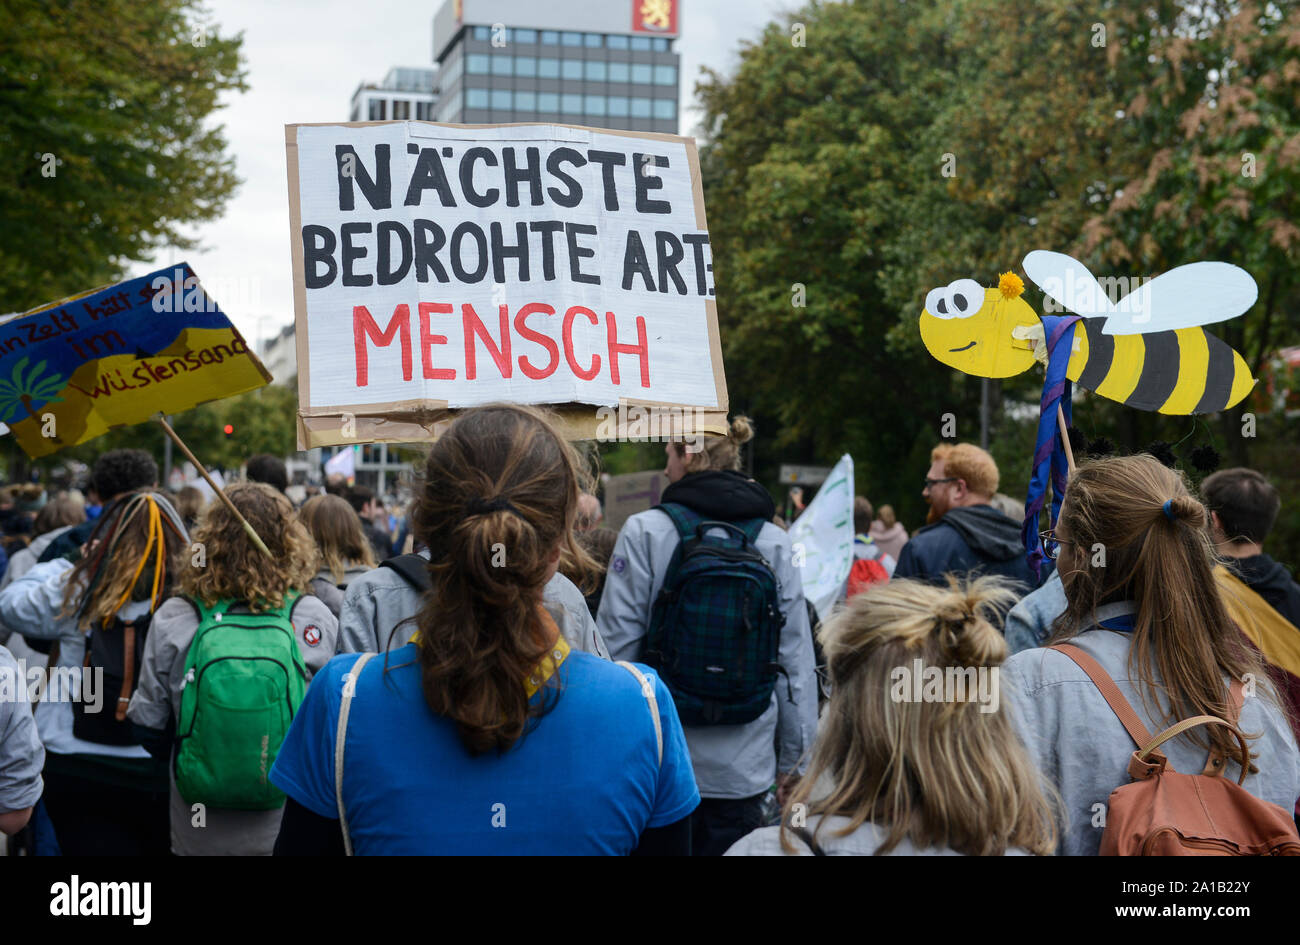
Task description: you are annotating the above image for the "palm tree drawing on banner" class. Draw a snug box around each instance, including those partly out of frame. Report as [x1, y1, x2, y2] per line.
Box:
[0, 357, 66, 442]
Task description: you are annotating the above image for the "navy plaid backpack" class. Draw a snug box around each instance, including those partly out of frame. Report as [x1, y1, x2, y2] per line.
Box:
[644, 503, 786, 726]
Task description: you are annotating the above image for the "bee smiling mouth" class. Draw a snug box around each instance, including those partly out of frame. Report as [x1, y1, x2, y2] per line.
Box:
[949, 341, 977, 352]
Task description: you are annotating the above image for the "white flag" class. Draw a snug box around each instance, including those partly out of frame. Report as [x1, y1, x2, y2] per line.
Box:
[325, 446, 356, 481]
[787, 454, 855, 622]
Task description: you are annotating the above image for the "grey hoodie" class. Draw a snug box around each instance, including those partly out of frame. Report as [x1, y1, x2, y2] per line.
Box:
[336, 552, 608, 658]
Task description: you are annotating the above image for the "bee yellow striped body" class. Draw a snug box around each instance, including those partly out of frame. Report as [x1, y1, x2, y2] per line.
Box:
[1065, 319, 1255, 414]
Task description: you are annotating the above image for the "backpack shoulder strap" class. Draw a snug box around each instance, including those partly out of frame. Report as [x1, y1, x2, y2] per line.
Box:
[615, 661, 662, 767]
[336, 651, 378, 856]
[654, 502, 702, 543]
[379, 554, 431, 593]
[734, 517, 767, 545]
[1050, 643, 1157, 751]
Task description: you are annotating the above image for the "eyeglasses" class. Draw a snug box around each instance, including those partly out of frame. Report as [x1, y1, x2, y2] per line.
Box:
[1039, 529, 1076, 560]
[924, 477, 958, 490]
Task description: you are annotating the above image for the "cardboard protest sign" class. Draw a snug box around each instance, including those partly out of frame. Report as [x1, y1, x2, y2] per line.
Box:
[285, 121, 729, 449]
[602, 469, 668, 532]
[0, 265, 270, 457]
[786, 454, 854, 622]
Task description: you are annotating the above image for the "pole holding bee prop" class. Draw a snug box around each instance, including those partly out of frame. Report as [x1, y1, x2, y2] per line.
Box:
[918, 253, 1258, 576]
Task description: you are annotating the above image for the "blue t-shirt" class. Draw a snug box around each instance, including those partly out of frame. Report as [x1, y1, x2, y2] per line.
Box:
[271, 644, 700, 854]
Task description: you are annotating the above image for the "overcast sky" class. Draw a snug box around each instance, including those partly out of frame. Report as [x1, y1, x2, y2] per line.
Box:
[130, 0, 796, 348]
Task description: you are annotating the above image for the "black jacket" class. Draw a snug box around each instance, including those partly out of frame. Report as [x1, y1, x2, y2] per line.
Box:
[894, 504, 1040, 597]
[1229, 553, 1300, 629]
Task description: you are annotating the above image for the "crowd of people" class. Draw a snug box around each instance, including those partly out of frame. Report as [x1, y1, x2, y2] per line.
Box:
[1, 407, 1299, 856]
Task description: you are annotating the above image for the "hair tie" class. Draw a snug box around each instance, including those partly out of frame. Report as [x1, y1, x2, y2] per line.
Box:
[465, 495, 522, 518]
[1162, 499, 1176, 522]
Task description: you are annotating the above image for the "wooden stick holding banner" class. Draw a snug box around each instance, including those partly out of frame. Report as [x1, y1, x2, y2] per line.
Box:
[155, 414, 272, 559]
[1057, 402, 1076, 475]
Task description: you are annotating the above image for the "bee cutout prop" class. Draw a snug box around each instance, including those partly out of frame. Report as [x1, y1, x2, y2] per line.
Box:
[918, 252, 1260, 575]
[920, 253, 1258, 414]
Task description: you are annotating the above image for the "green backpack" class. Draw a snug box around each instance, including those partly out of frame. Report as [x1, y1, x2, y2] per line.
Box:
[175, 593, 308, 810]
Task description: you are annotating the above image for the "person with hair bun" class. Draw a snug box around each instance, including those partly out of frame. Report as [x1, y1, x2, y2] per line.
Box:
[271, 405, 699, 855]
[728, 576, 1058, 855]
[598, 415, 818, 856]
[1003, 454, 1300, 855]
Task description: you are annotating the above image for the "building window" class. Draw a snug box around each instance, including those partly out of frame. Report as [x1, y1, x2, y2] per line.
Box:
[538, 91, 559, 112]
[652, 38, 670, 51]
[515, 90, 537, 111]
[393, 100, 410, 119]
[585, 60, 607, 81]
[368, 98, 386, 120]
[561, 31, 582, 46]
[491, 55, 512, 76]
[541, 29, 559, 44]
[584, 94, 606, 116]
[654, 65, 676, 86]
[561, 93, 582, 114]
[472, 26, 491, 41]
[467, 54, 490, 74]
[608, 61, 630, 83]
[490, 89, 512, 110]
[466, 88, 489, 109]
[416, 101, 434, 120]
[561, 59, 583, 80]
[608, 95, 629, 117]
[440, 56, 464, 88]
[630, 36, 652, 51]
[515, 27, 538, 43]
[630, 97, 651, 118]
[653, 98, 676, 119]
[585, 32, 603, 48]
[631, 63, 652, 84]
[538, 57, 560, 78]
[607, 34, 630, 50]
[515, 56, 537, 77]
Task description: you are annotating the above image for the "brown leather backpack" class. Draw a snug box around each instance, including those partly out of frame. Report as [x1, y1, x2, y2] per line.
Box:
[1052, 644, 1300, 856]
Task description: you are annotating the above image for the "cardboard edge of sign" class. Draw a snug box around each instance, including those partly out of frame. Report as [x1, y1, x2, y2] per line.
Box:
[297, 402, 732, 450]
[284, 120, 729, 451]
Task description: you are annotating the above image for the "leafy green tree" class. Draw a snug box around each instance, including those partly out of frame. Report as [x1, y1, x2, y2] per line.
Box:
[0, 0, 247, 311]
[697, 0, 1300, 534]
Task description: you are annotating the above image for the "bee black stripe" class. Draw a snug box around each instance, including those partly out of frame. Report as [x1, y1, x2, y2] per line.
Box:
[1076, 319, 1114, 393]
[1194, 331, 1236, 414]
[1127, 331, 1180, 410]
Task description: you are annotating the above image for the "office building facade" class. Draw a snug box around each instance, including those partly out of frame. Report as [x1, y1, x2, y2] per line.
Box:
[350, 66, 439, 123]
[431, 0, 681, 133]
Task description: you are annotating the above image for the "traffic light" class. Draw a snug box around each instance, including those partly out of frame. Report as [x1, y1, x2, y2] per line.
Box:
[223, 423, 234, 438]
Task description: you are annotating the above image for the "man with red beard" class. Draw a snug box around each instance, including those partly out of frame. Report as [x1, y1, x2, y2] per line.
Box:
[894, 443, 1040, 614]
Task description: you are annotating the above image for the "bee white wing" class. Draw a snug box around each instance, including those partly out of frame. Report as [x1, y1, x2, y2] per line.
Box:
[1102, 262, 1257, 335]
[1022, 251, 1117, 318]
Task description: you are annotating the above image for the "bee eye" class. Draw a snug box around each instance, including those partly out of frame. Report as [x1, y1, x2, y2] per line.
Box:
[925, 286, 951, 318]
[945, 279, 985, 318]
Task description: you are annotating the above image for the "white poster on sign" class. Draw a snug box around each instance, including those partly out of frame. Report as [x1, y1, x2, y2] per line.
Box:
[787, 454, 855, 622]
[285, 121, 729, 448]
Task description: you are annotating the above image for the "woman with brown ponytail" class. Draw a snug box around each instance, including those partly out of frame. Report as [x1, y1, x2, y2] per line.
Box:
[727, 577, 1059, 855]
[270, 405, 699, 854]
[1003, 454, 1300, 855]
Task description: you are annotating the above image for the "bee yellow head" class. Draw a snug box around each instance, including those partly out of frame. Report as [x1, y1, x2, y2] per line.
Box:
[919, 273, 1040, 379]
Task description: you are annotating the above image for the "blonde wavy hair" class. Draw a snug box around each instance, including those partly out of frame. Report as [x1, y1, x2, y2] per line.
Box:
[783, 576, 1059, 856]
[178, 482, 317, 611]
